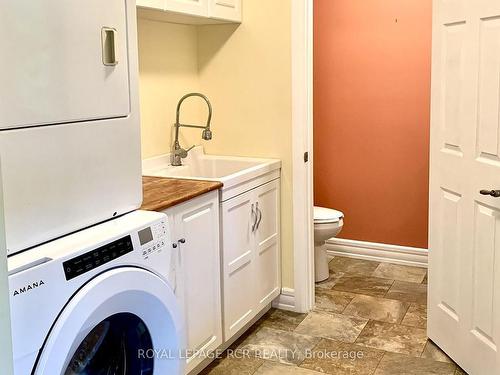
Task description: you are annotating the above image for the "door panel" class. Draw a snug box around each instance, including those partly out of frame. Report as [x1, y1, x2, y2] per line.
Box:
[221, 192, 255, 339]
[477, 17, 500, 163]
[442, 22, 466, 154]
[471, 203, 499, 350]
[438, 188, 462, 317]
[254, 180, 281, 308]
[0, 0, 130, 129]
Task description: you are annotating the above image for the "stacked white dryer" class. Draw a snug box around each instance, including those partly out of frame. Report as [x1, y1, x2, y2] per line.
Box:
[0, 0, 143, 255]
[0, 1, 185, 374]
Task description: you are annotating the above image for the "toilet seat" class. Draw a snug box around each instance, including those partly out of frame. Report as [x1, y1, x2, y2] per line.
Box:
[314, 206, 344, 224]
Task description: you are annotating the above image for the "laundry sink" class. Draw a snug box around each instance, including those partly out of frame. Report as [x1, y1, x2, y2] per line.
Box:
[142, 147, 281, 201]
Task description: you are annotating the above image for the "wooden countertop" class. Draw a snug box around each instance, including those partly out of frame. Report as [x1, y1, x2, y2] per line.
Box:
[141, 176, 222, 212]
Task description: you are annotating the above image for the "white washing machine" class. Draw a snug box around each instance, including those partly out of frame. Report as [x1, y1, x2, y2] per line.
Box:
[8, 210, 185, 375]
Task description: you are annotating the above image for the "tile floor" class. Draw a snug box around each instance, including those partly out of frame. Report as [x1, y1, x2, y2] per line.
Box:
[200, 257, 468, 375]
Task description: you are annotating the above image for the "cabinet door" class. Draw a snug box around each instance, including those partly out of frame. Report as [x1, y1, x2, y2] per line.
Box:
[172, 192, 222, 373]
[209, 0, 241, 22]
[165, 0, 209, 17]
[0, 0, 131, 130]
[221, 190, 256, 340]
[254, 180, 281, 309]
[136, 0, 165, 10]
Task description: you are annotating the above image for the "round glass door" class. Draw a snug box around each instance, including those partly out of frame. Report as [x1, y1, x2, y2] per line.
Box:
[64, 313, 154, 375]
[34, 268, 184, 375]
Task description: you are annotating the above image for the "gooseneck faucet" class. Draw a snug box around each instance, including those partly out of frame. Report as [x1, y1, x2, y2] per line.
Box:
[171, 93, 213, 166]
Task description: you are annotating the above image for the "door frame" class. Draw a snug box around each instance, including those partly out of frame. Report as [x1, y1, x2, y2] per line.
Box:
[291, 0, 315, 313]
[0, 157, 13, 375]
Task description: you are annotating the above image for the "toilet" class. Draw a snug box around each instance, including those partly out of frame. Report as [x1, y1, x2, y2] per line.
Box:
[314, 206, 344, 282]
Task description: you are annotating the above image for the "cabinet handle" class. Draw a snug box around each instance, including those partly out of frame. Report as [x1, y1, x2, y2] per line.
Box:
[255, 203, 263, 230]
[172, 243, 178, 249]
[101, 27, 118, 66]
[480, 189, 500, 198]
[178, 238, 186, 244]
[251, 203, 257, 232]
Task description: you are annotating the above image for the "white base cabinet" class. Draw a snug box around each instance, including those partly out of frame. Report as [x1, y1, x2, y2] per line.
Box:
[137, 0, 241, 24]
[221, 179, 281, 340]
[162, 191, 222, 374]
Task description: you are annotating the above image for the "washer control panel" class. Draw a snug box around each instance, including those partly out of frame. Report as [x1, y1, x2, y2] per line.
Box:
[63, 236, 134, 281]
[139, 219, 168, 259]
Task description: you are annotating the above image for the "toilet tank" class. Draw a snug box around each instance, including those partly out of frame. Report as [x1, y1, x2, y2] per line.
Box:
[0, 0, 142, 254]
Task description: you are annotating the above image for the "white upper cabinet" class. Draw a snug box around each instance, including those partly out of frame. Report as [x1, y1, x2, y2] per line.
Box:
[166, 0, 209, 17]
[136, 0, 165, 9]
[137, 0, 241, 24]
[0, 0, 131, 130]
[209, 0, 241, 22]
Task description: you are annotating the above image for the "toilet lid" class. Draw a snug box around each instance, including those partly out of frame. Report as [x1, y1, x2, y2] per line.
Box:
[314, 206, 344, 224]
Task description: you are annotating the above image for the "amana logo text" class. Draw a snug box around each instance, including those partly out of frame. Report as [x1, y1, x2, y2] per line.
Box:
[13, 280, 45, 296]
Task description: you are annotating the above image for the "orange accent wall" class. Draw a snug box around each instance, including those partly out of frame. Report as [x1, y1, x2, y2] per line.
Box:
[313, 0, 432, 249]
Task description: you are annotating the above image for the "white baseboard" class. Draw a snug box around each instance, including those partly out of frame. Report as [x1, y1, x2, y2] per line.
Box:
[326, 238, 428, 268]
[272, 287, 296, 311]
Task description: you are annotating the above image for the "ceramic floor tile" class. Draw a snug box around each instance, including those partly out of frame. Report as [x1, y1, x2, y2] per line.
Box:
[374, 352, 456, 375]
[238, 327, 321, 365]
[199, 356, 264, 375]
[299, 338, 384, 375]
[355, 320, 427, 356]
[372, 263, 427, 283]
[295, 310, 368, 343]
[333, 276, 394, 297]
[401, 303, 427, 328]
[315, 271, 345, 290]
[257, 308, 308, 332]
[329, 257, 381, 276]
[385, 281, 427, 304]
[343, 294, 410, 324]
[421, 340, 454, 364]
[255, 362, 324, 375]
[314, 289, 355, 313]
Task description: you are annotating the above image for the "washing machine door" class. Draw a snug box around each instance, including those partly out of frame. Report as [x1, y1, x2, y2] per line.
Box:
[33, 267, 185, 375]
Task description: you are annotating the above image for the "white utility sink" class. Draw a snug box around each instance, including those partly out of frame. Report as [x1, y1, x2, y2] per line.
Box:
[142, 147, 281, 201]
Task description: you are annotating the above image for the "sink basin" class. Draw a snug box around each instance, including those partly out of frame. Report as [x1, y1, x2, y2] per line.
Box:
[142, 147, 281, 201]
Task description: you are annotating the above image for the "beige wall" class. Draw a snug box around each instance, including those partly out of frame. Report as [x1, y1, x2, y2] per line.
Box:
[138, 18, 207, 159]
[197, 2, 293, 287]
[138, 0, 294, 288]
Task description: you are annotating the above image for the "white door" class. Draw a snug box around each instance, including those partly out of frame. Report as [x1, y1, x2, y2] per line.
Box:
[221, 190, 256, 339]
[173, 192, 222, 374]
[429, 1, 500, 373]
[0, 0, 130, 129]
[254, 180, 281, 310]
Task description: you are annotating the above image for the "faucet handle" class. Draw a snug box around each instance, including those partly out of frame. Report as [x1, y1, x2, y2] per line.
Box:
[176, 145, 195, 159]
